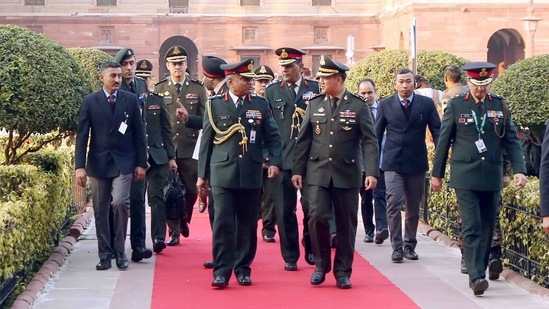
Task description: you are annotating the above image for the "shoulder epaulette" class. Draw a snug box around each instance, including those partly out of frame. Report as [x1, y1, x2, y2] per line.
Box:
[307, 93, 324, 102]
[188, 77, 204, 85]
[350, 93, 366, 101]
[266, 80, 284, 89]
[155, 78, 168, 86]
[209, 93, 224, 99]
[489, 93, 504, 99]
[149, 91, 163, 97]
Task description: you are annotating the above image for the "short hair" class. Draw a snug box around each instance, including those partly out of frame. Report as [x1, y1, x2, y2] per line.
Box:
[414, 74, 430, 88]
[444, 65, 462, 83]
[357, 78, 376, 90]
[100, 61, 121, 73]
[338, 72, 347, 82]
[396, 68, 414, 77]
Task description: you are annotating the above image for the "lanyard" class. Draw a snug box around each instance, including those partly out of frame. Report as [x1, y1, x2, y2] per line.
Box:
[470, 109, 486, 135]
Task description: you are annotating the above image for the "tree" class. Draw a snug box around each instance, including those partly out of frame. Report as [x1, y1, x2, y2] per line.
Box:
[68, 47, 112, 91]
[0, 25, 91, 165]
[346, 50, 467, 99]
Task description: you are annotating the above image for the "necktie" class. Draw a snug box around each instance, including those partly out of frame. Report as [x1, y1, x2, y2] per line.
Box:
[236, 97, 243, 112]
[289, 83, 297, 98]
[108, 94, 115, 110]
[403, 98, 410, 108]
[331, 97, 339, 113]
[371, 107, 377, 120]
[175, 84, 181, 95]
[129, 81, 136, 93]
[477, 101, 484, 114]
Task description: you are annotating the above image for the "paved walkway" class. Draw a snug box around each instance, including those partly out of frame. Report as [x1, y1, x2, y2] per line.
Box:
[22, 208, 549, 309]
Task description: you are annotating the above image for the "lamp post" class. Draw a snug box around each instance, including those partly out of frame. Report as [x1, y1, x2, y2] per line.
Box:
[521, 6, 542, 58]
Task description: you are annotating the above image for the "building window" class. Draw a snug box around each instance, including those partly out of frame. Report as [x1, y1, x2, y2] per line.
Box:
[97, 0, 117, 6]
[169, 0, 189, 13]
[25, 0, 45, 5]
[100, 27, 114, 44]
[314, 27, 329, 44]
[243, 27, 257, 43]
[312, 0, 331, 6]
[312, 55, 332, 76]
[27, 26, 43, 34]
[240, 0, 260, 6]
[240, 55, 260, 67]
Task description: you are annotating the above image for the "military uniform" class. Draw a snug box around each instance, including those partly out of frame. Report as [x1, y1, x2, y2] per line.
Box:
[155, 45, 209, 243]
[293, 56, 379, 288]
[431, 62, 526, 296]
[114, 48, 152, 262]
[198, 59, 283, 287]
[264, 47, 319, 268]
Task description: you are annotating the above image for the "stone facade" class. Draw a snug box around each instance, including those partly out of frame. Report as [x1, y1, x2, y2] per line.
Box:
[1, 0, 548, 81]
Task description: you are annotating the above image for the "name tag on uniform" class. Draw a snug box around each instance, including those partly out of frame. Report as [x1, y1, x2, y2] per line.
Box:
[119, 122, 128, 134]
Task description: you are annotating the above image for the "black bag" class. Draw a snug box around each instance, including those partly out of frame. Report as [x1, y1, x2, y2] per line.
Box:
[163, 171, 186, 220]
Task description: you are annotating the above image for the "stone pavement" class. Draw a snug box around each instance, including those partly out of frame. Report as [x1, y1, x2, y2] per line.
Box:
[12, 207, 549, 309]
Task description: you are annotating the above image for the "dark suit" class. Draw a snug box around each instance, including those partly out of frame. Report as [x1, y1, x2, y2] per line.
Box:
[75, 89, 147, 259]
[264, 78, 319, 265]
[432, 92, 525, 282]
[155, 76, 208, 237]
[293, 90, 379, 278]
[145, 92, 176, 242]
[120, 77, 149, 250]
[198, 92, 282, 281]
[376, 93, 440, 252]
[541, 123, 549, 217]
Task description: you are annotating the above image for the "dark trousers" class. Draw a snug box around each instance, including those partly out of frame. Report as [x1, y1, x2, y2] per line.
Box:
[455, 189, 500, 282]
[167, 158, 198, 237]
[269, 170, 301, 263]
[385, 171, 424, 251]
[360, 178, 375, 235]
[211, 186, 260, 280]
[90, 174, 132, 259]
[147, 161, 169, 242]
[129, 178, 146, 249]
[308, 183, 359, 279]
[260, 169, 277, 238]
[373, 171, 388, 230]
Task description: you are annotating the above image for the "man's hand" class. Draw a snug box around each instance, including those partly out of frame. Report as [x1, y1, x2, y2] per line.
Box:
[503, 175, 511, 188]
[291, 175, 302, 190]
[196, 177, 210, 193]
[513, 173, 527, 189]
[168, 159, 178, 171]
[76, 168, 87, 188]
[542, 217, 549, 234]
[431, 177, 443, 192]
[364, 176, 377, 190]
[267, 166, 280, 179]
[134, 167, 146, 182]
[176, 101, 189, 122]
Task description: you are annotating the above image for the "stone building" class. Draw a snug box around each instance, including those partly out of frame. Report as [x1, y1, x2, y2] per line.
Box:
[1, 0, 547, 82]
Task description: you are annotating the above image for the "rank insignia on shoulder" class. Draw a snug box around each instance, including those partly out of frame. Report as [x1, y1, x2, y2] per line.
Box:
[155, 78, 168, 85]
[189, 77, 204, 85]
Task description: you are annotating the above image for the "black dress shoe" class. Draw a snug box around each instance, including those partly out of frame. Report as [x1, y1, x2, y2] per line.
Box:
[305, 253, 315, 265]
[203, 261, 214, 269]
[153, 240, 167, 253]
[488, 259, 503, 280]
[374, 229, 389, 244]
[237, 275, 252, 286]
[460, 255, 468, 274]
[310, 269, 326, 285]
[263, 235, 275, 243]
[212, 276, 228, 288]
[167, 235, 179, 246]
[115, 252, 129, 270]
[284, 262, 298, 271]
[336, 276, 352, 289]
[391, 249, 403, 263]
[96, 259, 112, 271]
[181, 222, 190, 238]
[363, 233, 374, 243]
[403, 247, 419, 260]
[131, 247, 153, 262]
[469, 278, 489, 296]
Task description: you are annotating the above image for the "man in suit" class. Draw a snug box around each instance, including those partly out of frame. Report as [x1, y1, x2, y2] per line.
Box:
[75, 61, 148, 271]
[155, 45, 208, 246]
[114, 48, 153, 263]
[292, 55, 379, 289]
[265, 47, 319, 270]
[253, 64, 277, 243]
[431, 62, 527, 296]
[357, 79, 389, 244]
[376, 68, 441, 263]
[540, 123, 549, 234]
[197, 59, 283, 288]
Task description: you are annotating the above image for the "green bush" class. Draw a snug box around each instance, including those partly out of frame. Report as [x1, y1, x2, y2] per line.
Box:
[346, 50, 467, 98]
[0, 25, 91, 165]
[491, 54, 549, 135]
[68, 47, 112, 91]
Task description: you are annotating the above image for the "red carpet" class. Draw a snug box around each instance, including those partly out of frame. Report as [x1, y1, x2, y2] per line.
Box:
[152, 205, 419, 309]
